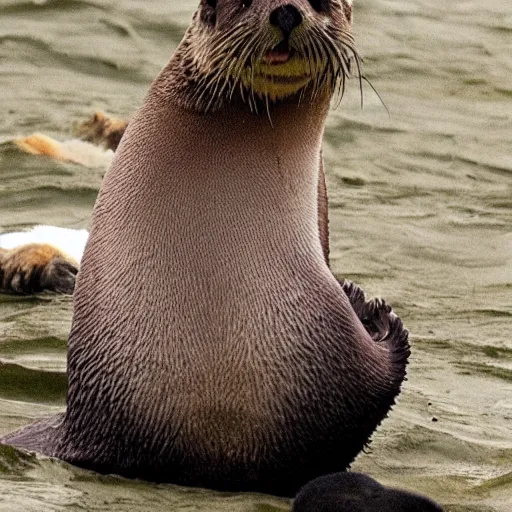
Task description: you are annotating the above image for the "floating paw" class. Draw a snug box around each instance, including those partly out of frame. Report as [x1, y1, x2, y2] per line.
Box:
[0, 244, 78, 295]
[73, 111, 128, 151]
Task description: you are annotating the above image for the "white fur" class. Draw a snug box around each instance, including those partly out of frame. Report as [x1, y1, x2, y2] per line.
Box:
[0, 226, 88, 263]
[56, 139, 114, 169]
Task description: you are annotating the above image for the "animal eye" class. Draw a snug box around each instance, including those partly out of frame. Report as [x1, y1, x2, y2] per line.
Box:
[308, 0, 329, 12]
[206, 0, 217, 7]
[242, 0, 252, 7]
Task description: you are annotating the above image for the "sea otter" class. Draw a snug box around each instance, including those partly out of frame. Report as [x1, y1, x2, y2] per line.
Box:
[3, 0, 410, 497]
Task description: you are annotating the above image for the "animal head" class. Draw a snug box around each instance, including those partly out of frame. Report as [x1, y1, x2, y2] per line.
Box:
[180, 0, 359, 110]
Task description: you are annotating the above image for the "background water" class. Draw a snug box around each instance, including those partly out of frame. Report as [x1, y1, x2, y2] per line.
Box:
[0, 0, 511, 510]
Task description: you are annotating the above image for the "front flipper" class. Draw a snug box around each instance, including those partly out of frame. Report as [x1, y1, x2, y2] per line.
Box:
[339, 278, 410, 377]
[1, 413, 64, 456]
[0, 244, 78, 295]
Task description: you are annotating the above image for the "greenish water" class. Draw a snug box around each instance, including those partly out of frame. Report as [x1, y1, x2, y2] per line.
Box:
[0, 0, 511, 510]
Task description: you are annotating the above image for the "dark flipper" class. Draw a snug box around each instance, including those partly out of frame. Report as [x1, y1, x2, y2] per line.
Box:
[1, 414, 64, 456]
[339, 277, 411, 391]
[340, 278, 410, 349]
[40, 257, 79, 294]
[293, 472, 444, 512]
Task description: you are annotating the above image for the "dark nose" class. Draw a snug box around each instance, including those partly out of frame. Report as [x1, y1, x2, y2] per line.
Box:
[269, 4, 303, 37]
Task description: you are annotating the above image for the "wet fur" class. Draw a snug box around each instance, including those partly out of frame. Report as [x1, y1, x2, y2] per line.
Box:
[2, 0, 410, 496]
[14, 134, 70, 161]
[0, 244, 78, 295]
[3, 279, 409, 495]
[159, 0, 359, 112]
[74, 112, 128, 152]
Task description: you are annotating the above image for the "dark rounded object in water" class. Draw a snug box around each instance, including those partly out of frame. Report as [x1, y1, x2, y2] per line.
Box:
[293, 472, 444, 512]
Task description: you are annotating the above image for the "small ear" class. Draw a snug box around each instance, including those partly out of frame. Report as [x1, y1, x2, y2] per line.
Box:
[201, 0, 217, 26]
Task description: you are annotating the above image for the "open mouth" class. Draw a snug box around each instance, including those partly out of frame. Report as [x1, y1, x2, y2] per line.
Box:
[263, 40, 294, 65]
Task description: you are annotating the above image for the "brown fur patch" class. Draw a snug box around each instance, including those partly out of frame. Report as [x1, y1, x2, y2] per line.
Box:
[14, 133, 69, 160]
[0, 243, 78, 295]
[74, 112, 128, 151]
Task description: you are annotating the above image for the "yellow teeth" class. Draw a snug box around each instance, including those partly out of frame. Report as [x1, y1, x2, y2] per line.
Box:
[239, 58, 317, 99]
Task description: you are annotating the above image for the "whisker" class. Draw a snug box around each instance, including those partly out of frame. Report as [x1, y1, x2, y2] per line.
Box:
[185, 15, 364, 113]
[264, 87, 273, 127]
[339, 38, 364, 108]
[362, 75, 391, 119]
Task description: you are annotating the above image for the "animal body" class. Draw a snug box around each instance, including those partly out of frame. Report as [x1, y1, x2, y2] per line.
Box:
[2, 0, 410, 497]
[73, 112, 128, 151]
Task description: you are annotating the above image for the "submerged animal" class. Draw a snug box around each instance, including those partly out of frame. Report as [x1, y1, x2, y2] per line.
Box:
[293, 473, 445, 512]
[0, 111, 126, 296]
[0, 227, 86, 295]
[2, 0, 410, 497]
[0, 243, 78, 295]
[73, 111, 128, 152]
